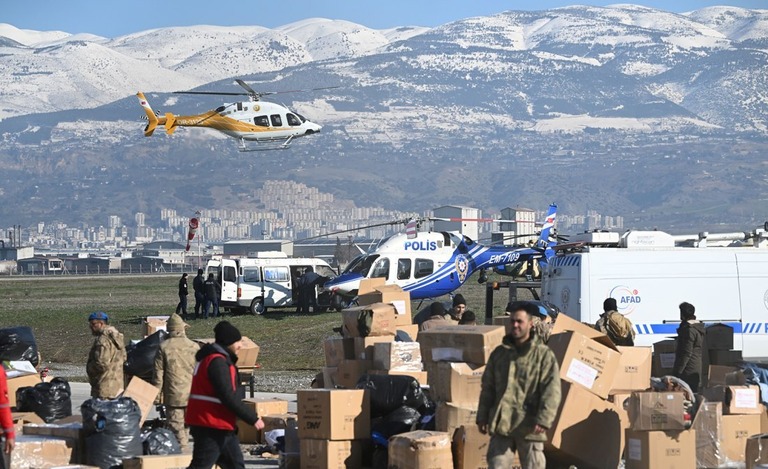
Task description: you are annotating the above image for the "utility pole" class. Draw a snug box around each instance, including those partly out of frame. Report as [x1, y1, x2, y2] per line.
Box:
[196, 211, 202, 270]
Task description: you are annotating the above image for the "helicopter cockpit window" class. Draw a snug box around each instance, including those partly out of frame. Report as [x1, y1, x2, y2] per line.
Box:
[286, 113, 301, 126]
[295, 113, 308, 123]
[254, 115, 269, 127]
[346, 255, 379, 276]
[270, 114, 283, 127]
[371, 258, 390, 279]
[414, 258, 434, 279]
[397, 259, 411, 280]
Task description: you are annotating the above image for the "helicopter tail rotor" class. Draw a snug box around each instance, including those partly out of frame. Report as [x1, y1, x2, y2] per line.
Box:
[136, 92, 159, 136]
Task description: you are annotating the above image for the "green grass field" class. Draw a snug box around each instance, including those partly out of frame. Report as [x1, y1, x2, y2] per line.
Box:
[0, 274, 526, 372]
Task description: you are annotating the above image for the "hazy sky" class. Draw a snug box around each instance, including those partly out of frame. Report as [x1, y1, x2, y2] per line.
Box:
[4, 0, 765, 37]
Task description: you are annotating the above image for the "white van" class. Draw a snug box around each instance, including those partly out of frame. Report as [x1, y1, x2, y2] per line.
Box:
[205, 253, 336, 314]
[541, 229, 768, 359]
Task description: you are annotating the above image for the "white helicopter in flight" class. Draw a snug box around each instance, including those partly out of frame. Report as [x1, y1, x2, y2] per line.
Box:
[136, 79, 336, 151]
[322, 204, 558, 307]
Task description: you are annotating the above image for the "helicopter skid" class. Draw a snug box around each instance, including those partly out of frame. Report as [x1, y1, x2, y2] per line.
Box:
[237, 136, 293, 152]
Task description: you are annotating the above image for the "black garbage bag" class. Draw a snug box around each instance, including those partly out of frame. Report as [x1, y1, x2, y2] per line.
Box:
[0, 326, 39, 366]
[82, 397, 142, 468]
[16, 377, 72, 422]
[124, 330, 168, 381]
[141, 427, 181, 455]
[371, 405, 421, 439]
[356, 374, 428, 418]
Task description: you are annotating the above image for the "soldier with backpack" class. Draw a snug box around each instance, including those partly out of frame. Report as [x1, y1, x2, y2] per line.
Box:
[595, 298, 635, 346]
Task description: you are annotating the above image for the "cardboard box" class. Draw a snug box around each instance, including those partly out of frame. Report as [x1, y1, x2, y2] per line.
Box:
[426, 362, 485, 405]
[609, 392, 632, 457]
[368, 369, 428, 386]
[435, 402, 478, 438]
[708, 365, 746, 387]
[692, 401, 724, 469]
[261, 413, 296, 443]
[122, 454, 193, 469]
[706, 323, 735, 350]
[703, 385, 762, 415]
[322, 366, 338, 389]
[547, 330, 621, 399]
[335, 359, 373, 389]
[418, 325, 505, 365]
[453, 425, 505, 469]
[746, 433, 768, 469]
[388, 431, 453, 468]
[651, 339, 677, 377]
[627, 391, 686, 431]
[142, 316, 169, 336]
[299, 439, 363, 469]
[373, 341, 422, 371]
[353, 336, 395, 360]
[709, 349, 743, 367]
[24, 422, 85, 465]
[625, 429, 696, 469]
[193, 336, 259, 367]
[546, 381, 623, 469]
[11, 435, 75, 468]
[358, 279, 413, 326]
[342, 303, 398, 337]
[236, 397, 290, 443]
[297, 389, 370, 440]
[12, 411, 44, 435]
[323, 337, 354, 367]
[610, 346, 652, 393]
[550, 313, 619, 350]
[7, 372, 42, 408]
[721, 414, 762, 463]
[121, 376, 159, 426]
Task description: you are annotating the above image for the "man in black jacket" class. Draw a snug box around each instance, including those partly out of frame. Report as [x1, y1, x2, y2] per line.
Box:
[203, 273, 221, 319]
[192, 269, 205, 319]
[186, 321, 264, 468]
[176, 273, 188, 318]
[673, 302, 706, 393]
[296, 267, 321, 314]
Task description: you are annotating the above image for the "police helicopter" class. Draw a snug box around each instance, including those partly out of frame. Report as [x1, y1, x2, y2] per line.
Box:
[136, 79, 336, 151]
[321, 204, 558, 307]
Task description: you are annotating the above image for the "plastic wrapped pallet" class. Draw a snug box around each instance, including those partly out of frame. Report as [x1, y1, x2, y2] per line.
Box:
[388, 430, 453, 468]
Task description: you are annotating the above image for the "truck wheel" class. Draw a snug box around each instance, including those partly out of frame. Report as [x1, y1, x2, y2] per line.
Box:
[250, 298, 266, 315]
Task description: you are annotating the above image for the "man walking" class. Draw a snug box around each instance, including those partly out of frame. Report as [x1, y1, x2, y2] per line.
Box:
[203, 273, 220, 319]
[477, 302, 561, 469]
[193, 269, 205, 319]
[86, 311, 127, 399]
[595, 297, 635, 346]
[153, 313, 199, 452]
[673, 301, 706, 392]
[186, 321, 265, 468]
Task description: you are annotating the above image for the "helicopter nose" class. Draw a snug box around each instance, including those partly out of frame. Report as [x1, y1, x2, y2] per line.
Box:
[305, 122, 322, 135]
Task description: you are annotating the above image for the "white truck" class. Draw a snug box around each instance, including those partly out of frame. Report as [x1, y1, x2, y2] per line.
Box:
[205, 252, 336, 315]
[541, 228, 768, 359]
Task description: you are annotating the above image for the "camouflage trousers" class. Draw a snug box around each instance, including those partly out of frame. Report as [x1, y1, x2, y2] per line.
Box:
[488, 434, 545, 469]
[166, 406, 189, 451]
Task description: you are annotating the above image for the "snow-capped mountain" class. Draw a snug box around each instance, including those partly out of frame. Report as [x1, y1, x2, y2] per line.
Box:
[0, 5, 767, 229]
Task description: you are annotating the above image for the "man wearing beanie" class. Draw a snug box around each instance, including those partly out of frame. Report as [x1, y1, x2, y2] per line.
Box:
[153, 313, 199, 452]
[449, 293, 467, 321]
[420, 301, 458, 331]
[186, 321, 264, 467]
[594, 297, 635, 346]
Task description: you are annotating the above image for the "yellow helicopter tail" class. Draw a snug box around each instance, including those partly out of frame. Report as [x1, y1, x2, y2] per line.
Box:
[136, 92, 160, 137]
[164, 113, 177, 135]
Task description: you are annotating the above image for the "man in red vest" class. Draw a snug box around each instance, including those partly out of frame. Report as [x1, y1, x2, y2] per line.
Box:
[186, 321, 264, 468]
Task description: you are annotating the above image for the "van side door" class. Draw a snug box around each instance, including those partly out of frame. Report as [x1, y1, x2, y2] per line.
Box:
[220, 259, 238, 303]
[262, 266, 291, 307]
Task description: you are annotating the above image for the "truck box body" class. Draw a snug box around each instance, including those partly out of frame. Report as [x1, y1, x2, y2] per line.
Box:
[541, 247, 768, 359]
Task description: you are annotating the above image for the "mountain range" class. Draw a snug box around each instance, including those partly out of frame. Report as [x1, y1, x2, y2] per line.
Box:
[0, 5, 767, 232]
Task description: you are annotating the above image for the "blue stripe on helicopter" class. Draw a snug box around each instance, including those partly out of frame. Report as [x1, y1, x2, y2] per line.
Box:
[634, 322, 744, 335]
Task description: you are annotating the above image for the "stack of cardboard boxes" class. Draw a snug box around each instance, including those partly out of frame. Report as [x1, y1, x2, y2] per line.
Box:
[543, 314, 656, 469]
[707, 323, 742, 367]
[701, 384, 763, 465]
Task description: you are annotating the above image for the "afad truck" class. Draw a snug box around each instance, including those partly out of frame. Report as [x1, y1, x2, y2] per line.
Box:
[205, 252, 336, 315]
[541, 228, 768, 359]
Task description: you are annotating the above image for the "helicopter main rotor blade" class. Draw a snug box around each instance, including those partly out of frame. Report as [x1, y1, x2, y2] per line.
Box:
[235, 79, 260, 96]
[174, 91, 250, 96]
[298, 219, 409, 242]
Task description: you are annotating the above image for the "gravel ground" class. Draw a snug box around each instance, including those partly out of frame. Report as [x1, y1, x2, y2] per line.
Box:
[46, 363, 317, 394]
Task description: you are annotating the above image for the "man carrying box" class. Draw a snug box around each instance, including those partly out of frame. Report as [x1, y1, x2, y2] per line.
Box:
[477, 302, 561, 469]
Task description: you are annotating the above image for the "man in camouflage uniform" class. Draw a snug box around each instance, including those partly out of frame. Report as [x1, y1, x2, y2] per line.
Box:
[477, 302, 561, 469]
[153, 313, 199, 452]
[86, 311, 127, 399]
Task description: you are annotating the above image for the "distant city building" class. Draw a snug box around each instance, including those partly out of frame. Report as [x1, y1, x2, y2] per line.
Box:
[433, 205, 480, 240]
